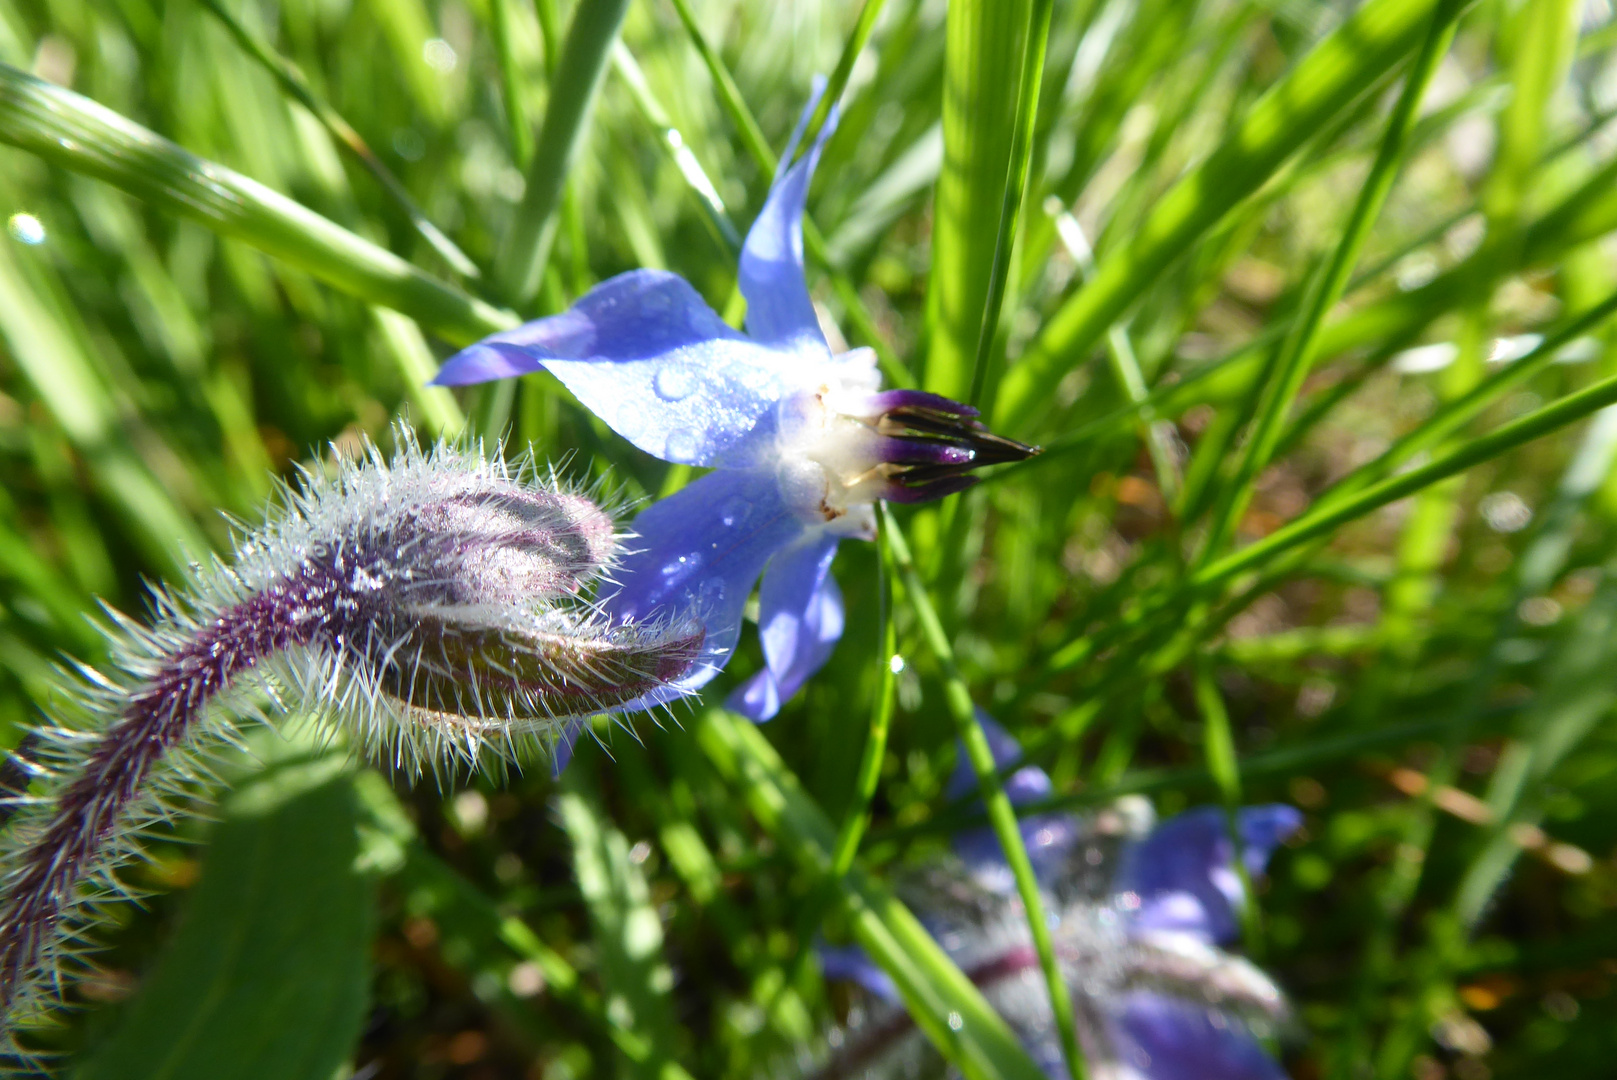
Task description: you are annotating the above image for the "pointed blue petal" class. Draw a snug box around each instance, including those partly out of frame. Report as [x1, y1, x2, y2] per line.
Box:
[434, 270, 802, 467]
[550, 720, 583, 778]
[1236, 804, 1304, 878]
[1109, 992, 1287, 1080]
[739, 82, 839, 357]
[946, 712, 1081, 892]
[1117, 805, 1301, 945]
[727, 533, 843, 722]
[817, 943, 898, 1002]
[602, 468, 808, 703]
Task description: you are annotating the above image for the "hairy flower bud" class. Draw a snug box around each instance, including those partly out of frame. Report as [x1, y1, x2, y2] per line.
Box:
[0, 432, 699, 1052]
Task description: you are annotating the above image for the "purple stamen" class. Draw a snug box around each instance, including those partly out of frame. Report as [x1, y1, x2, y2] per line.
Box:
[865, 395, 1039, 502]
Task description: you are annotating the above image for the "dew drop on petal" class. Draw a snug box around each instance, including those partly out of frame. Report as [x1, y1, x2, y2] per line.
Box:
[664, 429, 701, 461]
[720, 496, 750, 528]
[654, 365, 697, 402]
[697, 578, 725, 609]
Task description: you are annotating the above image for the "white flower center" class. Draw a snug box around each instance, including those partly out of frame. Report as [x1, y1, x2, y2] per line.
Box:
[774, 347, 883, 539]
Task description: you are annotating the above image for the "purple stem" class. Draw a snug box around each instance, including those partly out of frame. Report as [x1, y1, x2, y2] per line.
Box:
[0, 580, 318, 1014]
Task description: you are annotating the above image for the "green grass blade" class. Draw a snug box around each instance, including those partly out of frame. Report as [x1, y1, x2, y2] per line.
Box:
[495, 0, 630, 306]
[611, 42, 743, 253]
[792, 0, 891, 163]
[995, 0, 1462, 431]
[695, 708, 1050, 1080]
[1197, 0, 1464, 559]
[193, 0, 480, 278]
[1195, 368, 1617, 590]
[829, 510, 898, 877]
[926, 0, 1030, 401]
[965, 0, 1053, 412]
[664, 0, 773, 175]
[0, 223, 208, 575]
[886, 516, 1088, 1080]
[489, 0, 536, 165]
[0, 64, 515, 346]
[558, 782, 684, 1079]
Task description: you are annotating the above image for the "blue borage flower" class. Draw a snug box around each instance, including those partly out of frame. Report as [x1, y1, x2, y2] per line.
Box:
[815, 714, 1302, 1080]
[433, 85, 1036, 727]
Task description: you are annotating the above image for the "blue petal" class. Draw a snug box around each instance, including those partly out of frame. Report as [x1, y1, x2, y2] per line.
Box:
[602, 468, 808, 703]
[433, 270, 801, 467]
[739, 81, 839, 357]
[726, 533, 843, 722]
[1109, 991, 1287, 1080]
[1117, 806, 1302, 945]
[946, 712, 1082, 892]
[817, 943, 898, 1002]
[550, 720, 583, 778]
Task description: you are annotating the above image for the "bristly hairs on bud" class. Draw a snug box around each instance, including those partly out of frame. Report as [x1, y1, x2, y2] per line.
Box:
[0, 428, 702, 1063]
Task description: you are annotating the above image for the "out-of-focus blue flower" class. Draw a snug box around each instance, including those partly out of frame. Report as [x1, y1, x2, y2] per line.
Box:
[432, 85, 1035, 725]
[817, 714, 1302, 1080]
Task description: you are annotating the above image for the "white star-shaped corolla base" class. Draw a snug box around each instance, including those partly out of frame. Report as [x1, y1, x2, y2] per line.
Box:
[434, 84, 1035, 737]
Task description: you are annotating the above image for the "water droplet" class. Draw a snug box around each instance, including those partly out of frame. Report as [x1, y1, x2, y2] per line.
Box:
[697, 578, 725, 608]
[720, 496, 750, 528]
[664, 429, 701, 462]
[654, 366, 696, 401]
[947, 1012, 963, 1031]
[7, 213, 44, 245]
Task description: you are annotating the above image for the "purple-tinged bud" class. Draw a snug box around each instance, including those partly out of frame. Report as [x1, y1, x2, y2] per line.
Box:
[407, 488, 617, 604]
[0, 433, 698, 1045]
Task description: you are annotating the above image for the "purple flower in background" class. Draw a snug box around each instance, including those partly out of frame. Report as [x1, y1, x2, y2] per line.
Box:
[433, 84, 1036, 724]
[815, 715, 1302, 1080]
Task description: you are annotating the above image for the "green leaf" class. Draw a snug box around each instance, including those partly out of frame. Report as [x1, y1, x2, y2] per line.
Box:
[925, 0, 1031, 401]
[495, 0, 631, 305]
[995, 0, 1464, 431]
[75, 753, 372, 1080]
[0, 63, 515, 348]
[557, 782, 683, 1079]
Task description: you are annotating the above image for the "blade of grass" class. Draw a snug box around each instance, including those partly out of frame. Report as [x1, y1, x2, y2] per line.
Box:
[0, 65, 516, 346]
[494, 0, 630, 306]
[1197, 0, 1463, 559]
[0, 223, 208, 576]
[885, 515, 1088, 1080]
[610, 42, 743, 253]
[1048, 205, 1181, 504]
[790, 0, 891, 165]
[663, 0, 772, 173]
[351, 773, 698, 1080]
[927, 0, 1030, 401]
[1194, 368, 1617, 591]
[996, 0, 1468, 431]
[489, 0, 535, 165]
[695, 708, 1049, 1080]
[661, 7, 917, 389]
[558, 780, 685, 1079]
[192, 0, 479, 278]
[965, 0, 1054, 413]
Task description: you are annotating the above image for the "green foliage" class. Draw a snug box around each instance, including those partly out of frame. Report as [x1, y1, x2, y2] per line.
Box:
[75, 752, 373, 1080]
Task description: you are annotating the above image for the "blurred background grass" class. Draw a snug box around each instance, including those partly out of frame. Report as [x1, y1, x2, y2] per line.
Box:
[8, 0, 1617, 1076]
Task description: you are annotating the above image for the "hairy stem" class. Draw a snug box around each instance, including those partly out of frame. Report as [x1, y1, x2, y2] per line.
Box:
[0, 585, 314, 1016]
